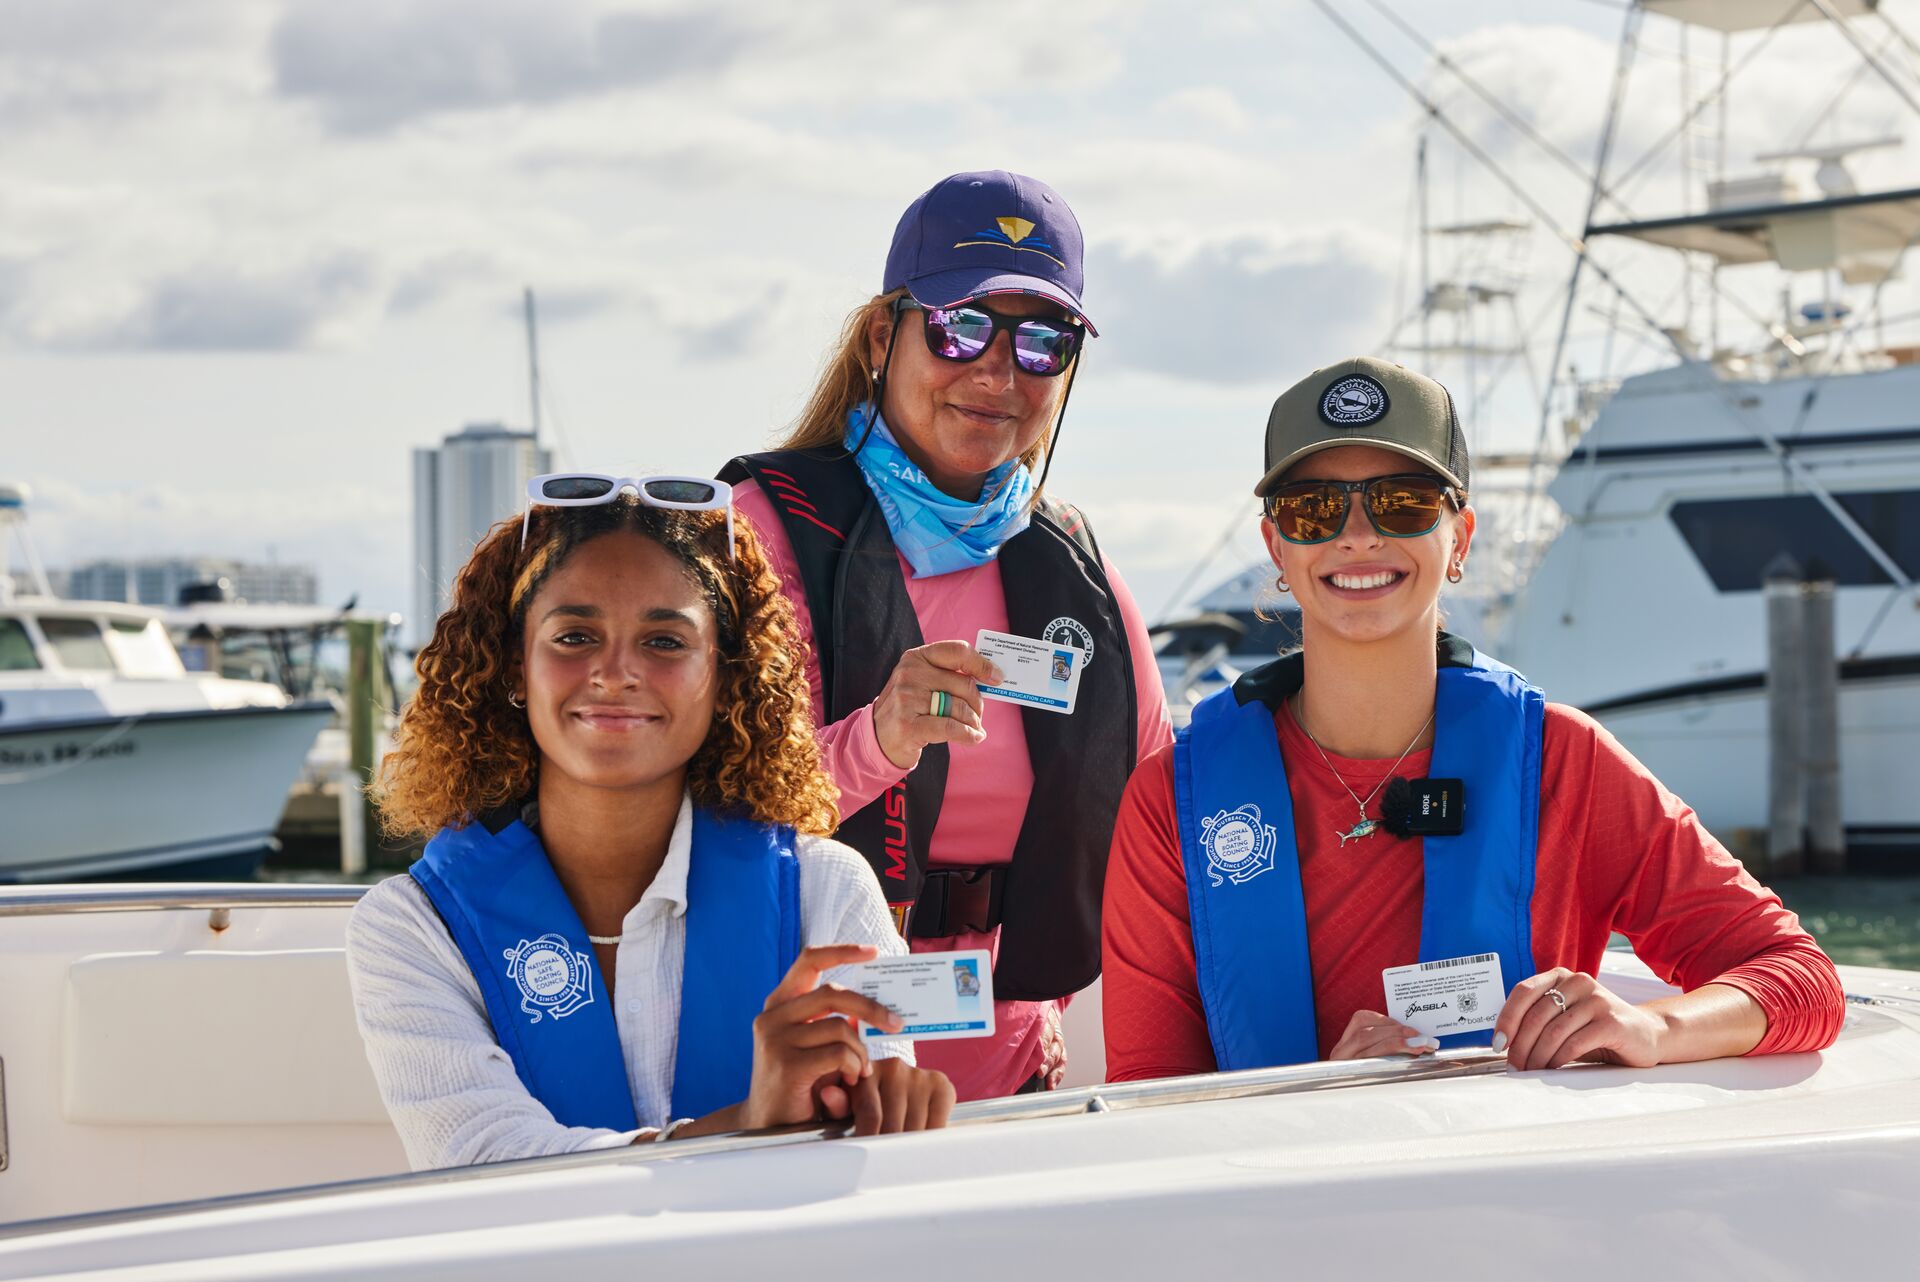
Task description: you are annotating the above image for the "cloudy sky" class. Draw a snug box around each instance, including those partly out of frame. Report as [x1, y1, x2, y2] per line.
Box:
[8, 0, 1920, 628]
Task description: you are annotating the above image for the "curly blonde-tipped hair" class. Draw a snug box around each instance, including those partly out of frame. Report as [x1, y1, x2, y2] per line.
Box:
[375, 497, 839, 840]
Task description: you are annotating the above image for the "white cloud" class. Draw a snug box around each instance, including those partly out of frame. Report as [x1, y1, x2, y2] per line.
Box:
[1152, 86, 1253, 135]
[1092, 229, 1397, 383]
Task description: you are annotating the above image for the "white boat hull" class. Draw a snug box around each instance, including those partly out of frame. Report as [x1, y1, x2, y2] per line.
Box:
[1588, 665, 1920, 853]
[0, 703, 334, 880]
[1, 886, 1917, 1279]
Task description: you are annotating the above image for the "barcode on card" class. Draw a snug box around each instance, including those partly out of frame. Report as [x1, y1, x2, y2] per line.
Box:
[1418, 952, 1497, 971]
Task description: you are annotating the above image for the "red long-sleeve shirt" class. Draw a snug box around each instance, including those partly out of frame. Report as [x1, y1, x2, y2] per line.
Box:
[1102, 700, 1844, 1080]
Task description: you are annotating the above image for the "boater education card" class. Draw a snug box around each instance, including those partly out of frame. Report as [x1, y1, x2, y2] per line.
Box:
[974, 629, 1084, 714]
[1381, 952, 1505, 1039]
[841, 950, 995, 1043]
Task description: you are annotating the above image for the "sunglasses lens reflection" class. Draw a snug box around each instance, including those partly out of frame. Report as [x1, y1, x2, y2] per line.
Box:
[642, 480, 717, 504]
[1367, 478, 1446, 536]
[1012, 322, 1078, 375]
[541, 476, 616, 501]
[925, 307, 995, 361]
[1269, 484, 1348, 543]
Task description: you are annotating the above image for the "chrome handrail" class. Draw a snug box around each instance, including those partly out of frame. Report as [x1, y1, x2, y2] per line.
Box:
[0, 1049, 1509, 1241]
[0, 884, 369, 916]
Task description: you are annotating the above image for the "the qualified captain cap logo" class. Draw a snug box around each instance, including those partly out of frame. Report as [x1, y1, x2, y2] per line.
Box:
[503, 932, 596, 1024]
[1319, 373, 1391, 427]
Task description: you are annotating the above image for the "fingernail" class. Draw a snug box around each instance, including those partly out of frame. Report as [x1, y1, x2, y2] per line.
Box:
[1492, 1031, 1509, 1052]
[988, 665, 1005, 683]
[1405, 1036, 1438, 1051]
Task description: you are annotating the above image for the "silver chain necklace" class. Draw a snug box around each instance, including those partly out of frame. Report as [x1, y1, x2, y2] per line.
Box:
[1291, 697, 1435, 846]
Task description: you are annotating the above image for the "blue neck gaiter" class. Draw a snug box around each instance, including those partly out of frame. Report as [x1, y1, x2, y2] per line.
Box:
[844, 405, 1034, 579]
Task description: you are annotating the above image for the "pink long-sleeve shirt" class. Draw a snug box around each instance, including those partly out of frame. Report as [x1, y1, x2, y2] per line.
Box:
[736, 480, 1174, 1100]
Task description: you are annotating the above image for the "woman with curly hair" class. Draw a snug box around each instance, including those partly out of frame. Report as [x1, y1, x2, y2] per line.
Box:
[346, 479, 954, 1171]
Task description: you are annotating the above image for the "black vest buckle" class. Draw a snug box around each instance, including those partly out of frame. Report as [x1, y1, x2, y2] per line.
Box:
[907, 867, 1007, 939]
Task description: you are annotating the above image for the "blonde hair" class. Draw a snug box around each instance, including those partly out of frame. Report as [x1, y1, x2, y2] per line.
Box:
[778, 289, 1069, 478]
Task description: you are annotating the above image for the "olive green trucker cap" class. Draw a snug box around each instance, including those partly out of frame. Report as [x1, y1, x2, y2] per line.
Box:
[1255, 356, 1469, 496]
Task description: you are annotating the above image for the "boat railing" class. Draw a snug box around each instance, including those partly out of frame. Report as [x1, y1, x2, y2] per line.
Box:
[0, 1045, 1511, 1240]
[0, 884, 368, 924]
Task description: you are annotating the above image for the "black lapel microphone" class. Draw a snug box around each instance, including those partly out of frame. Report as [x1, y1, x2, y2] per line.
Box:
[1380, 777, 1466, 837]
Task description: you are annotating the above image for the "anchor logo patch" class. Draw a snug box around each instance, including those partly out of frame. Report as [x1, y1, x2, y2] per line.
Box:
[502, 932, 596, 1024]
[1200, 804, 1279, 887]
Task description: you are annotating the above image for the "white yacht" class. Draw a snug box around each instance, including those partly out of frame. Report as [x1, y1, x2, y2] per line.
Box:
[1, 487, 334, 880]
[1161, 0, 1920, 864]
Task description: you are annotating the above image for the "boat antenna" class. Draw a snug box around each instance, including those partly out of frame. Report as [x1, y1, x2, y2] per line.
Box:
[1418, 132, 1430, 360]
[1809, 0, 1920, 120]
[524, 286, 542, 444]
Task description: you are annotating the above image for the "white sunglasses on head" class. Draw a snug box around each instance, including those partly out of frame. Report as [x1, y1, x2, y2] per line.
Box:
[521, 473, 735, 558]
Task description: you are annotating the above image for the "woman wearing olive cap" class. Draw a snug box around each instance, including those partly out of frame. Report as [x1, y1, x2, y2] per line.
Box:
[1101, 357, 1842, 1078]
[722, 171, 1172, 1100]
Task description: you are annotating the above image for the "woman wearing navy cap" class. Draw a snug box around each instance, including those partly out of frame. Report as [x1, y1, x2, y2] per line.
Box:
[722, 172, 1173, 1100]
[1101, 357, 1843, 1080]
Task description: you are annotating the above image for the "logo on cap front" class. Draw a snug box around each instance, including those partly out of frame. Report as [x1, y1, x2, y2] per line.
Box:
[1319, 374, 1390, 427]
[954, 215, 1066, 267]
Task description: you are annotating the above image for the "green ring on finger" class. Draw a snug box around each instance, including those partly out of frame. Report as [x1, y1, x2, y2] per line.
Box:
[929, 689, 951, 719]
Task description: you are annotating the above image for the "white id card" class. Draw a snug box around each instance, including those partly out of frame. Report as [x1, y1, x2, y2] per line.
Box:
[840, 949, 996, 1043]
[1381, 952, 1505, 1039]
[973, 628, 1084, 715]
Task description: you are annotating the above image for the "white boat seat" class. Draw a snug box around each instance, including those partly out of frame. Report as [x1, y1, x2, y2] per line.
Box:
[63, 948, 389, 1125]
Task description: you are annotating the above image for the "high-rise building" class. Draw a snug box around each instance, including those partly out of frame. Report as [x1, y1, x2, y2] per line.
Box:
[59, 558, 319, 606]
[412, 423, 550, 645]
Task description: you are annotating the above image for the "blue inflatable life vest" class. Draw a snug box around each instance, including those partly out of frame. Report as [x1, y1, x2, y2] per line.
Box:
[1172, 634, 1543, 1070]
[412, 803, 801, 1129]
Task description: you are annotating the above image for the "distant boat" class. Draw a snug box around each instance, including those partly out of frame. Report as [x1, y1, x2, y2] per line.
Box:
[0, 485, 332, 880]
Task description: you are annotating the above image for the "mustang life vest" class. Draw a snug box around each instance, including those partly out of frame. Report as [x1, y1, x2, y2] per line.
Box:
[411, 803, 800, 1128]
[720, 448, 1136, 1001]
[1173, 634, 1543, 1070]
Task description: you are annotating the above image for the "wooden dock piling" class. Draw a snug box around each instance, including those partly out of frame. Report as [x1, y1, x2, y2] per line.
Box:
[1765, 556, 1807, 877]
[1802, 576, 1844, 874]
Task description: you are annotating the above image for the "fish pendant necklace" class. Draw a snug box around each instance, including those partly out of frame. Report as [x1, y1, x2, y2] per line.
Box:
[1292, 697, 1435, 846]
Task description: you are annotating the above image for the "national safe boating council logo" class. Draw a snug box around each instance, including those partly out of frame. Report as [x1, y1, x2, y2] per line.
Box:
[1200, 804, 1278, 887]
[503, 932, 596, 1023]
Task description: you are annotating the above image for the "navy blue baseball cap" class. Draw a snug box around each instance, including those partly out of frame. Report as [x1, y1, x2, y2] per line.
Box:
[882, 170, 1097, 335]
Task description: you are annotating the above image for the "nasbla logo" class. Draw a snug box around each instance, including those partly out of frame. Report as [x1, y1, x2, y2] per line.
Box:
[1405, 1000, 1448, 1021]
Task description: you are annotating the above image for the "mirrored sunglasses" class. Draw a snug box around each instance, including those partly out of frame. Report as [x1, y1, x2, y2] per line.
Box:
[895, 297, 1083, 377]
[1263, 473, 1459, 545]
[521, 473, 735, 558]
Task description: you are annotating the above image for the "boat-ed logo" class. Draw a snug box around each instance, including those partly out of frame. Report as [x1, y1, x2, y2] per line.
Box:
[1319, 374, 1390, 427]
[1200, 804, 1278, 887]
[502, 933, 595, 1024]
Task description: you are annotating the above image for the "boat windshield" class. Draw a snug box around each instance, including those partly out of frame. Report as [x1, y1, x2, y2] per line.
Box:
[0, 618, 38, 670]
[38, 617, 116, 671]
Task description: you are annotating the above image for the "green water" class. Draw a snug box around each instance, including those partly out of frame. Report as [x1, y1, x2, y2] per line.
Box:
[264, 857, 1920, 970]
[1769, 876, 1920, 971]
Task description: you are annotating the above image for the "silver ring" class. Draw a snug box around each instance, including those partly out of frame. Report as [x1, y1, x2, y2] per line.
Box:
[1545, 987, 1568, 1013]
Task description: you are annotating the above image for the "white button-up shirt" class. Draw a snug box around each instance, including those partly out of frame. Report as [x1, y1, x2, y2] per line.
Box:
[346, 794, 909, 1171]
